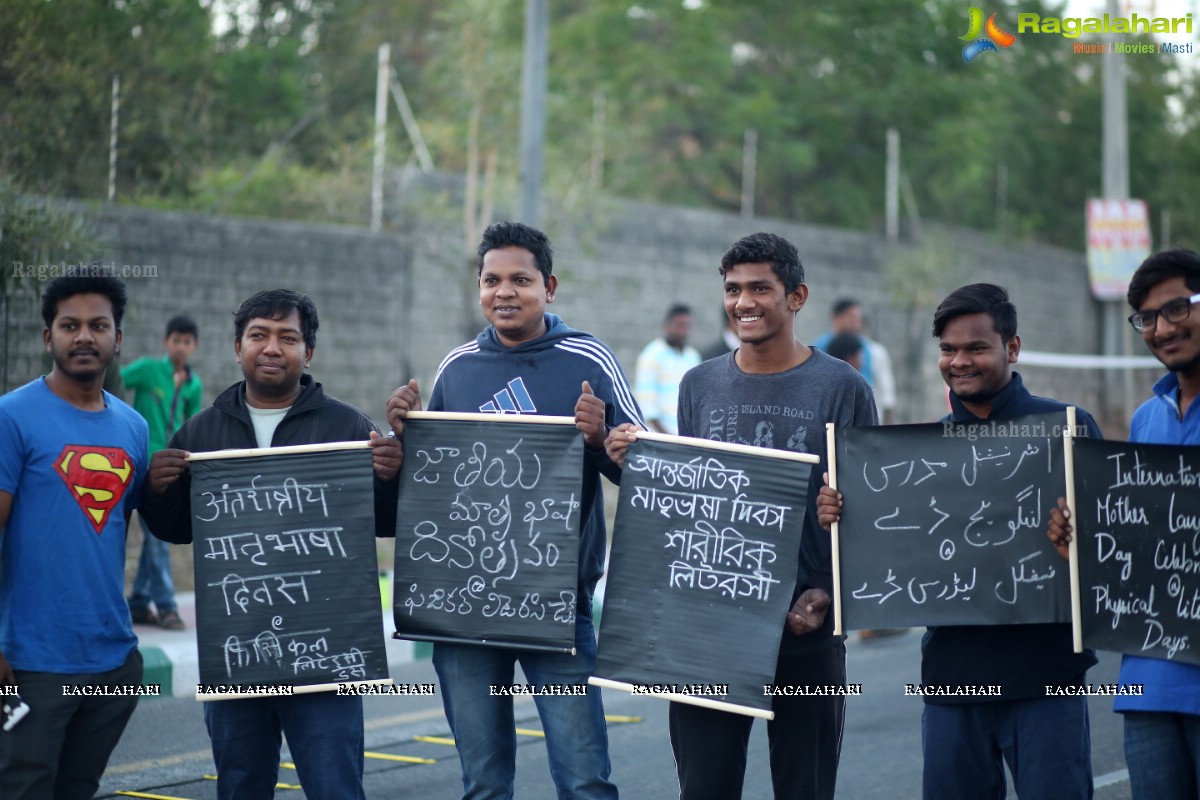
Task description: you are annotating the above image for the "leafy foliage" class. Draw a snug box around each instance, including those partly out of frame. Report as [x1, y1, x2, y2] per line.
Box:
[1, 0, 1196, 249]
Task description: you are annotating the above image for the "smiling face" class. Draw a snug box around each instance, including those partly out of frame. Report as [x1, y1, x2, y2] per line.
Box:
[722, 262, 805, 347]
[479, 246, 557, 348]
[938, 312, 1019, 408]
[234, 309, 311, 408]
[1137, 275, 1200, 378]
[44, 292, 121, 385]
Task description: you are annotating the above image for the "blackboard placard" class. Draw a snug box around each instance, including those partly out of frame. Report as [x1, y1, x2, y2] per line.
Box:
[834, 413, 1073, 631]
[392, 412, 584, 653]
[189, 443, 390, 697]
[1075, 437, 1200, 665]
[591, 432, 816, 718]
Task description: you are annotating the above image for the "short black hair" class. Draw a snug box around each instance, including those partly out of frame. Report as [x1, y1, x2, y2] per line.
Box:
[932, 283, 1017, 341]
[41, 272, 128, 329]
[477, 222, 553, 285]
[719, 232, 804, 293]
[825, 332, 863, 363]
[233, 289, 318, 350]
[832, 298, 861, 318]
[1127, 249, 1200, 310]
[665, 303, 691, 321]
[166, 314, 198, 339]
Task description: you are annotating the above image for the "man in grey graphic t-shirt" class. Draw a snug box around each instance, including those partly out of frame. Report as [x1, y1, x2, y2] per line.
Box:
[608, 232, 876, 800]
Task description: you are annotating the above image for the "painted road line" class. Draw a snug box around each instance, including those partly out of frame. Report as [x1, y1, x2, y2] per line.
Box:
[364, 751, 437, 764]
[106, 748, 213, 775]
[515, 727, 546, 738]
[204, 774, 301, 789]
[362, 705, 447, 731]
[116, 792, 194, 800]
[603, 715, 643, 723]
[413, 734, 457, 746]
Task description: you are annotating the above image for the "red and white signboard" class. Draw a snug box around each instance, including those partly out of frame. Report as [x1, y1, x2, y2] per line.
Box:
[1086, 199, 1152, 300]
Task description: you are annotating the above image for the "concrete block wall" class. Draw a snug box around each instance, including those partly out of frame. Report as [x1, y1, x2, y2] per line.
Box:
[2, 199, 1155, 438]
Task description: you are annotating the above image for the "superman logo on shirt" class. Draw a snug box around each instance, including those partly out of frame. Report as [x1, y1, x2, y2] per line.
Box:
[54, 445, 134, 534]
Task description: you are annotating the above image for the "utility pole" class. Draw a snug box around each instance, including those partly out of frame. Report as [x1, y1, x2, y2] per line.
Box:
[1101, 0, 1132, 423]
[388, 70, 434, 174]
[519, 0, 548, 227]
[591, 90, 606, 189]
[885, 128, 899, 240]
[371, 44, 389, 232]
[740, 128, 757, 219]
[995, 163, 1008, 235]
[1102, 0, 1129, 202]
[108, 75, 120, 202]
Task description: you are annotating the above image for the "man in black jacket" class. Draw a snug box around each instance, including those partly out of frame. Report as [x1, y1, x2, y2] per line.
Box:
[139, 289, 400, 800]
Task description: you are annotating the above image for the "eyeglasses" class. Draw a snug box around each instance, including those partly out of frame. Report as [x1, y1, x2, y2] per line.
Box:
[1128, 293, 1200, 333]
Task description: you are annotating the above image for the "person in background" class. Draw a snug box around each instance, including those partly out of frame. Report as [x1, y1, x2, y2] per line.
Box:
[122, 314, 202, 630]
[822, 330, 905, 642]
[813, 298, 897, 424]
[699, 306, 739, 361]
[823, 332, 863, 373]
[0, 274, 149, 799]
[634, 303, 700, 434]
[1050, 248, 1200, 798]
[862, 317, 898, 424]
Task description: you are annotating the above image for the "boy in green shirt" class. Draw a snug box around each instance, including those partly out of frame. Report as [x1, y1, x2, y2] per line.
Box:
[122, 315, 201, 629]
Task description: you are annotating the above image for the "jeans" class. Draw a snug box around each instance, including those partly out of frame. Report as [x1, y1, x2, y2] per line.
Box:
[433, 617, 617, 800]
[203, 691, 365, 800]
[669, 640, 846, 800]
[1124, 711, 1200, 799]
[0, 649, 143, 800]
[129, 531, 177, 614]
[922, 696, 1092, 800]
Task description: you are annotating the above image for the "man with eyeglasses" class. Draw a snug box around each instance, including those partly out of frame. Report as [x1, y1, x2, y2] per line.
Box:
[1052, 248, 1200, 798]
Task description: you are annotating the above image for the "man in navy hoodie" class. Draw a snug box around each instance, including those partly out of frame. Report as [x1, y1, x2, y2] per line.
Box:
[819, 283, 1100, 800]
[387, 221, 642, 799]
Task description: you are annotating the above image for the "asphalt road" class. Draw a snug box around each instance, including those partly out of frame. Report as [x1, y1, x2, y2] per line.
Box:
[96, 632, 1133, 799]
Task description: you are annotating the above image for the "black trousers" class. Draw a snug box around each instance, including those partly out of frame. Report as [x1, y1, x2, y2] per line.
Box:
[0, 649, 143, 800]
[669, 641, 846, 800]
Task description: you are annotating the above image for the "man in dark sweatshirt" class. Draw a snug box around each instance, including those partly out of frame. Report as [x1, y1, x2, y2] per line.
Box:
[387, 221, 642, 799]
[819, 283, 1100, 800]
[139, 289, 401, 800]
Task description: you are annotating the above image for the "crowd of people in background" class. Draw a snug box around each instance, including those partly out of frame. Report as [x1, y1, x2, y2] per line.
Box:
[3, 229, 1200, 799]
